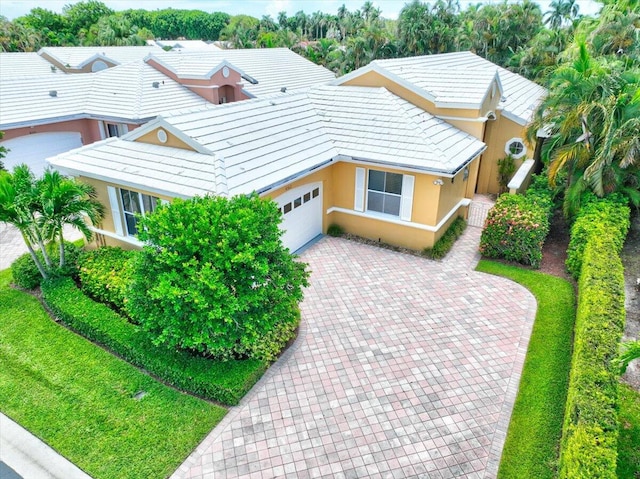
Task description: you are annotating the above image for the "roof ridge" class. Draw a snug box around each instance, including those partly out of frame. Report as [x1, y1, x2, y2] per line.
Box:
[381, 88, 446, 157]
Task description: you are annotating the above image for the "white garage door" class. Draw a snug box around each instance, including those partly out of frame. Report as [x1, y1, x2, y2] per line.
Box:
[1, 132, 83, 176]
[275, 182, 323, 252]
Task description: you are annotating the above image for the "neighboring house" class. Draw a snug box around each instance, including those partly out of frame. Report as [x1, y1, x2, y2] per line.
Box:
[0, 47, 335, 174]
[48, 50, 545, 253]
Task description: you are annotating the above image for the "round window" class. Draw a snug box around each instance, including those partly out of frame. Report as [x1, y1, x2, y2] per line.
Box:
[505, 138, 527, 159]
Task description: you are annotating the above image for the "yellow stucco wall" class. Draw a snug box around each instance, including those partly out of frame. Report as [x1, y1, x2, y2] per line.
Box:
[134, 127, 195, 150]
[83, 158, 473, 251]
[476, 114, 533, 194]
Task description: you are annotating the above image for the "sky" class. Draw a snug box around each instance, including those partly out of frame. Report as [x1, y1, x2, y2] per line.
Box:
[0, 0, 603, 21]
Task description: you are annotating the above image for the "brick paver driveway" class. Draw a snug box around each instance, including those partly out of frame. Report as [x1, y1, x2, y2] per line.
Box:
[173, 227, 536, 479]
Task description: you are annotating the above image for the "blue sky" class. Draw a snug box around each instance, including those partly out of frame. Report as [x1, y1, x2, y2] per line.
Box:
[0, 0, 603, 21]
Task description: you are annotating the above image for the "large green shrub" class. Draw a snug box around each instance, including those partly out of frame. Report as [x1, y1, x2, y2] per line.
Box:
[525, 173, 555, 219]
[565, 197, 630, 279]
[11, 242, 82, 289]
[128, 194, 309, 361]
[78, 247, 136, 314]
[479, 193, 550, 268]
[41, 277, 265, 405]
[559, 236, 626, 479]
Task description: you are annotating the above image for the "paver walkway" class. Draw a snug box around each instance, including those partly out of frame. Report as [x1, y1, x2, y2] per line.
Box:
[173, 226, 536, 479]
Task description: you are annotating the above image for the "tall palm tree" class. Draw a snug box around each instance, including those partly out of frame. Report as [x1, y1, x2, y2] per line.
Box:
[528, 42, 640, 215]
[37, 169, 104, 268]
[0, 166, 50, 277]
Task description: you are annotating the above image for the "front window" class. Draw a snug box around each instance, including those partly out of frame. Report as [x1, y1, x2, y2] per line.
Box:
[505, 138, 527, 159]
[367, 170, 402, 216]
[120, 188, 158, 236]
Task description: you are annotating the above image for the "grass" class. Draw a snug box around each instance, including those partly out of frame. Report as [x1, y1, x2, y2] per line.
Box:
[0, 268, 226, 479]
[476, 260, 576, 479]
[618, 383, 640, 478]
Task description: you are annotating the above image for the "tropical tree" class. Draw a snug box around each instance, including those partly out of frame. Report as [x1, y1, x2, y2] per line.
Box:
[544, 0, 580, 30]
[36, 169, 104, 268]
[619, 340, 640, 374]
[528, 43, 640, 215]
[0, 166, 51, 277]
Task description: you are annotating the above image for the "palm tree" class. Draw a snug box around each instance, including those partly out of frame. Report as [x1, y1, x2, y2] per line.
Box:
[0, 166, 50, 277]
[619, 340, 640, 374]
[528, 42, 640, 215]
[544, 0, 579, 29]
[37, 169, 104, 268]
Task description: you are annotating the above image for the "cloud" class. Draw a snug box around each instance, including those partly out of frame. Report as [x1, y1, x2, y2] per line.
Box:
[265, 0, 291, 18]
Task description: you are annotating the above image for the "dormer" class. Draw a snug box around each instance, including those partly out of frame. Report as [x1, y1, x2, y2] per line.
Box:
[145, 54, 250, 105]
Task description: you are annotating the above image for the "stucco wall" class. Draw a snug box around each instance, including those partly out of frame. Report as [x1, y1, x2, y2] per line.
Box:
[4, 119, 104, 144]
[476, 114, 532, 194]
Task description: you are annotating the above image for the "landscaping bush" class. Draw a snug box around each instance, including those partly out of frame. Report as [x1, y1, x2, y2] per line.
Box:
[128, 194, 309, 361]
[327, 223, 344, 237]
[559, 236, 626, 479]
[423, 216, 467, 259]
[78, 247, 136, 314]
[11, 242, 82, 289]
[479, 193, 550, 268]
[525, 173, 555, 219]
[41, 277, 266, 405]
[565, 197, 630, 280]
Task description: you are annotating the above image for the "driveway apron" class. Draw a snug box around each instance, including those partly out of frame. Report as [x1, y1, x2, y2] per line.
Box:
[173, 227, 536, 479]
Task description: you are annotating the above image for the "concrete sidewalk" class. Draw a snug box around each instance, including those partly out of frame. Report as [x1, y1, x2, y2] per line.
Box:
[0, 413, 92, 479]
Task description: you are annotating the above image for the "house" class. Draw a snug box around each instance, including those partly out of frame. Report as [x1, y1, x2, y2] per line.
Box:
[47, 51, 546, 252]
[0, 47, 335, 174]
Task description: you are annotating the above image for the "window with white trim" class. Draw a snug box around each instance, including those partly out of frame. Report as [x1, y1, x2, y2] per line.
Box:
[120, 188, 158, 236]
[505, 138, 527, 159]
[367, 170, 403, 216]
[104, 123, 128, 138]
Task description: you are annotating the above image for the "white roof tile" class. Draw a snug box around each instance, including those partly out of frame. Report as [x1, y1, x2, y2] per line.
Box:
[0, 52, 66, 79]
[0, 61, 211, 128]
[39, 46, 164, 69]
[147, 48, 335, 96]
[370, 51, 546, 124]
[49, 85, 486, 198]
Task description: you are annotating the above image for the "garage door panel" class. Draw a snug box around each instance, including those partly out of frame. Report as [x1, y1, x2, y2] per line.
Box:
[1, 132, 83, 176]
[275, 183, 322, 252]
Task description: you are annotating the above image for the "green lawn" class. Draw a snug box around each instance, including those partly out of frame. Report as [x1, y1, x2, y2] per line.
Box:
[618, 383, 640, 478]
[476, 260, 576, 479]
[0, 268, 226, 479]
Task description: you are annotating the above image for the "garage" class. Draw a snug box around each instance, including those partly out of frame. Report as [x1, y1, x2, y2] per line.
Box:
[274, 182, 323, 252]
[1, 132, 83, 176]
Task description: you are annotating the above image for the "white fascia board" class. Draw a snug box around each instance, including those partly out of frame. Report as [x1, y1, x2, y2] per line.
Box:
[494, 71, 505, 97]
[144, 54, 180, 77]
[330, 63, 376, 85]
[337, 147, 486, 177]
[433, 100, 482, 110]
[202, 60, 249, 81]
[501, 109, 529, 126]
[121, 117, 214, 155]
[436, 114, 488, 123]
[46, 163, 193, 200]
[477, 73, 500, 110]
[255, 158, 336, 196]
[1, 113, 91, 130]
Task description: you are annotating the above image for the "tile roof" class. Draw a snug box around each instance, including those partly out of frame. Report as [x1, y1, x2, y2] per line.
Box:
[357, 51, 546, 124]
[0, 52, 66, 79]
[146, 48, 336, 96]
[38, 46, 164, 69]
[49, 85, 486, 198]
[0, 61, 210, 129]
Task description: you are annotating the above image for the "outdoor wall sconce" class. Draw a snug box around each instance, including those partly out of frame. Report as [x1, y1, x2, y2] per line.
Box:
[463, 166, 470, 181]
[433, 178, 444, 186]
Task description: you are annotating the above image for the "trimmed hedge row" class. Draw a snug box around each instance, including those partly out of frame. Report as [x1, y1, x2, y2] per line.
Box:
[423, 216, 467, 259]
[565, 197, 630, 280]
[559, 235, 626, 478]
[41, 277, 266, 406]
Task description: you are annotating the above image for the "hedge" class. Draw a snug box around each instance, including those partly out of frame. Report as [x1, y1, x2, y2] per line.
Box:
[423, 216, 467, 259]
[558, 235, 626, 479]
[78, 247, 136, 315]
[565, 198, 630, 280]
[11, 242, 83, 290]
[41, 277, 266, 406]
[479, 193, 550, 268]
